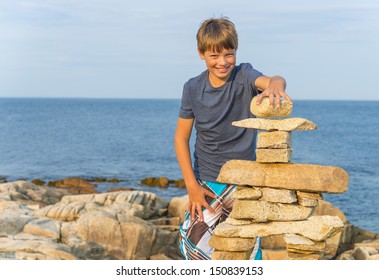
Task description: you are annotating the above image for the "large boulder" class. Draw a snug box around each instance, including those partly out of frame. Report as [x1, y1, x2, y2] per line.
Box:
[48, 177, 98, 194]
[217, 160, 349, 194]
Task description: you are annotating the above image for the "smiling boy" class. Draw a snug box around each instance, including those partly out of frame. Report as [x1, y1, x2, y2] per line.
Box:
[174, 17, 292, 260]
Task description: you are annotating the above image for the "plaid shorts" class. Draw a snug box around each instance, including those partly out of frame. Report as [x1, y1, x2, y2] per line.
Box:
[179, 180, 262, 260]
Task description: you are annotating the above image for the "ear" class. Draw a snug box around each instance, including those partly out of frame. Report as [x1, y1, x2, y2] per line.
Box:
[198, 49, 205, 60]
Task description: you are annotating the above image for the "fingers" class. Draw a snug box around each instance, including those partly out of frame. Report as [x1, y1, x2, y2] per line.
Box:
[204, 190, 216, 214]
[189, 202, 214, 222]
[189, 203, 206, 222]
[205, 189, 216, 199]
[187, 201, 192, 213]
[256, 89, 292, 108]
[283, 92, 293, 104]
[190, 203, 195, 221]
[276, 94, 281, 108]
[197, 205, 204, 222]
[255, 94, 264, 106]
[269, 92, 275, 108]
[256, 89, 277, 108]
[203, 203, 215, 215]
[189, 191, 216, 222]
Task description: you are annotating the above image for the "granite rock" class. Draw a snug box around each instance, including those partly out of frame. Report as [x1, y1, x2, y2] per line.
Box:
[214, 215, 344, 241]
[232, 117, 317, 131]
[230, 200, 314, 222]
[217, 160, 349, 194]
[257, 131, 292, 149]
[250, 96, 293, 118]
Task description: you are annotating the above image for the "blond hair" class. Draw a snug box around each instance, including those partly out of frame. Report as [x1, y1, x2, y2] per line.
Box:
[196, 17, 238, 54]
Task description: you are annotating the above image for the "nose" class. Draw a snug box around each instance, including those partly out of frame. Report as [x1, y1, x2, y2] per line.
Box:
[218, 56, 227, 66]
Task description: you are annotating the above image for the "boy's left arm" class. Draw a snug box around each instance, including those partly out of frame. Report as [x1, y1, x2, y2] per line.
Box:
[254, 75, 292, 108]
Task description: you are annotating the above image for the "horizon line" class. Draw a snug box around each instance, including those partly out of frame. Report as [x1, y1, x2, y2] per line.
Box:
[0, 96, 378, 102]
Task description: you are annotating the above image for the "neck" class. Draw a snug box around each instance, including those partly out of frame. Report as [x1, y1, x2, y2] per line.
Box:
[208, 73, 229, 88]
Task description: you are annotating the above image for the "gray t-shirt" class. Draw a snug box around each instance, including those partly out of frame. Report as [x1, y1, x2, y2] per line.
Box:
[179, 63, 263, 182]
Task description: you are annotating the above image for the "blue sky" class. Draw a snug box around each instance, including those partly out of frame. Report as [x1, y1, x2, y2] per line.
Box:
[0, 0, 378, 100]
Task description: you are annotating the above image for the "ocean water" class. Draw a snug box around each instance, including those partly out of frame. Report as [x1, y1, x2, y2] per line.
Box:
[0, 98, 378, 233]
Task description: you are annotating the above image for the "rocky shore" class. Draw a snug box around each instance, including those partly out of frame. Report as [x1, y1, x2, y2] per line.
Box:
[0, 178, 378, 260]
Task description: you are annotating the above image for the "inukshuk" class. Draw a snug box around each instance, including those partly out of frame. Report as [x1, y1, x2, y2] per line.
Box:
[209, 96, 349, 260]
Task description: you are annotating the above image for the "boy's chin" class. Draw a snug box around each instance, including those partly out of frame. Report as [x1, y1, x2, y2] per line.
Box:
[216, 72, 232, 80]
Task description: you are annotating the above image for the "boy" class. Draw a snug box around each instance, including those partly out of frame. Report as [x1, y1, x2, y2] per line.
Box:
[174, 17, 292, 260]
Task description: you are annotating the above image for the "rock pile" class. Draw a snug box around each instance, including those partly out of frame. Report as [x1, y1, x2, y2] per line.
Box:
[210, 97, 350, 260]
[0, 180, 183, 260]
[1, 180, 377, 260]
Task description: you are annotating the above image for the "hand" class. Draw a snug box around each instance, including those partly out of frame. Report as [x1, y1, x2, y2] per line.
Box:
[187, 181, 216, 222]
[256, 76, 292, 108]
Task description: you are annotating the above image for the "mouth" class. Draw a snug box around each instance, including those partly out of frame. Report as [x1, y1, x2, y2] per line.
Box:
[216, 66, 229, 74]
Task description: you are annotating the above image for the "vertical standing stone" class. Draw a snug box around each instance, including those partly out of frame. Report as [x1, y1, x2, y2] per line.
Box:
[256, 131, 292, 163]
[257, 131, 292, 149]
[256, 148, 292, 163]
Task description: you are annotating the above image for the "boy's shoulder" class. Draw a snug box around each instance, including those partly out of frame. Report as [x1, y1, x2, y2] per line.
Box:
[236, 62, 254, 73]
[238, 62, 253, 69]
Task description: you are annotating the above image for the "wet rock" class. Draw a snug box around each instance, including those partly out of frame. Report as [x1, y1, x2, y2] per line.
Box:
[89, 177, 106, 182]
[48, 177, 98, 195]
[107, 178, 122, 183]
[140, 177, 169, 188]
[170, 179, 186, 188]
[31, 179, 46, 186]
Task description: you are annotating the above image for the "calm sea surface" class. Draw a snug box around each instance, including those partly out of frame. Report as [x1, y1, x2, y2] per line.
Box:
[0, 98, 378, 233]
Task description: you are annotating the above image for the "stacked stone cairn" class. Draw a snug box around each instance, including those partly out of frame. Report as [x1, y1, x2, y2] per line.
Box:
[209, 96, 350, 260]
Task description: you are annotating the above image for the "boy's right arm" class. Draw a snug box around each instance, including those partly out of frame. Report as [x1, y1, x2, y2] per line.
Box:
[174, 117, 216, 222]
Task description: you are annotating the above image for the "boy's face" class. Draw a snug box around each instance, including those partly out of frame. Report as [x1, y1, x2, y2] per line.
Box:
[199, 48, 236, 87]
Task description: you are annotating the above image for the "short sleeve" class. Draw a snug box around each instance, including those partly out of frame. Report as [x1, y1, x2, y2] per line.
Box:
[242, 63, 263, 87]
[178, 82, 195, 119]
[238, 63, 263, 97]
